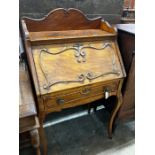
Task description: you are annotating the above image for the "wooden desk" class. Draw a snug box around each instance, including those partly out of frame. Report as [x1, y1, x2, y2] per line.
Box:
[19, 62, 41, 155]
[117, 24, 135, 120]
[21, 9, 126, 153]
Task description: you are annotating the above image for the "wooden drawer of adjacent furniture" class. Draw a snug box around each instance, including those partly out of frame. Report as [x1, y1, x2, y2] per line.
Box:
[43, 81, 119, 109]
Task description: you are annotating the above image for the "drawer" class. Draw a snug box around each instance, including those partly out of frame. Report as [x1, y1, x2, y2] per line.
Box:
[43, 81, 119, 109]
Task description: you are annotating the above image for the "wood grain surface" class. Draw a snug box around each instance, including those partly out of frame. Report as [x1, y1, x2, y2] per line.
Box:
[32, 41, 123, 95]
[19, 62, 36, 118]
[21, 8, 126, 140]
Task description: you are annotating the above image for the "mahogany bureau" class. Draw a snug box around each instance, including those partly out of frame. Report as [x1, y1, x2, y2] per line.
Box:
[19, 61, 40, 155]
[117, 24, 135, 120]
[21, 8, 126, 153]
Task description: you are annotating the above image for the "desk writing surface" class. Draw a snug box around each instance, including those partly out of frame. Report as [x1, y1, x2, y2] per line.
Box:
[32, 40, 123, 95]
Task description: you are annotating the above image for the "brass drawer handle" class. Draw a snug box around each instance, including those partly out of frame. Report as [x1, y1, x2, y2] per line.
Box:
[104, 87, 111, 99]
[56, 98, 65, 104]
[80, 88, 91, 95]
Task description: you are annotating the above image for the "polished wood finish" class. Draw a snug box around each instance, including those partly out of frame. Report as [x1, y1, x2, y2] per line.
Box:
[29, 29, 115, 41]
[19, 62, 41, 155]
[19, 63, 36, 118]
[32, 41, 123, 95]
[117, 24, 135, 120]
[21, 8, 126, 144]
[30, 129, 41, 155]
[22, 8, 102, 32]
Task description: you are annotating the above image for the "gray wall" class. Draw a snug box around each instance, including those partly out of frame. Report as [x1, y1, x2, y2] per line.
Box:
[19, 0, 123, 24]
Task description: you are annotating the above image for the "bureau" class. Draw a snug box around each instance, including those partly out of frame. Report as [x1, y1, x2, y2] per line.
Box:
[21, 8, 126, 153]
[117, 24, 135, 120]
[19, 61, 40, 155]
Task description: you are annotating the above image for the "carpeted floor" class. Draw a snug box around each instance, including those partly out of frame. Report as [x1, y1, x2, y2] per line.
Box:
[20, 107, 135, 155]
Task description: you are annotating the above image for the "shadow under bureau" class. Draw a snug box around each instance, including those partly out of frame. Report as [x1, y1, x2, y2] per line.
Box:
[21, 8, 126, 154]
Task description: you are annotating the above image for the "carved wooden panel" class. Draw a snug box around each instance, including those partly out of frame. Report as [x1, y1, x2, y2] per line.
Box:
[23, 8, 102, 32]
[32, 40, 123, 94]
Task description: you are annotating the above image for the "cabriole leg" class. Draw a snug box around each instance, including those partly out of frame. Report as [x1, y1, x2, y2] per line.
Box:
[108, 93, 123, 138]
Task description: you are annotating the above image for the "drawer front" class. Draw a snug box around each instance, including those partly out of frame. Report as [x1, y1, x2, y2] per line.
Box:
[43, 81, 118, 109]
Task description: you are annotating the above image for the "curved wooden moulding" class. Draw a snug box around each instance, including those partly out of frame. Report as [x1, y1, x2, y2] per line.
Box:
[22, 8, 116, 33]
[100, 20, 117, 34]
[22, 8, 101, 32]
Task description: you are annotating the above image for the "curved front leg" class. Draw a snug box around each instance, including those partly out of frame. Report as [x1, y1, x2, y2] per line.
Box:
[108, 93, 123, 138]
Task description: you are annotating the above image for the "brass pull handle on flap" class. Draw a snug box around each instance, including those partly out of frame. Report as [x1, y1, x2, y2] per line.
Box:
[56, 98, 65, 104]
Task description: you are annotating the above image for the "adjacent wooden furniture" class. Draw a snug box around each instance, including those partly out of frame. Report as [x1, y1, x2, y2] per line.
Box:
[21, 8, 126, 148]
[117, 24, 135, 120]
[19, 61, 41, 155]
